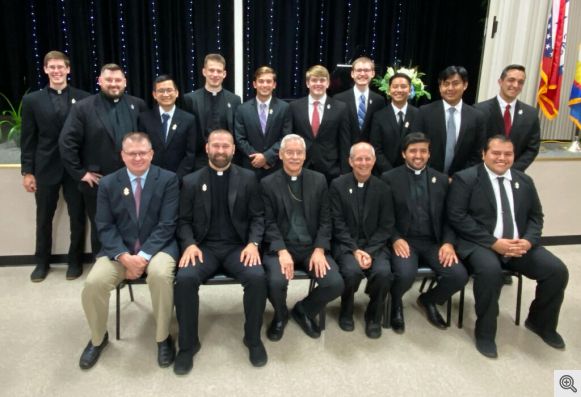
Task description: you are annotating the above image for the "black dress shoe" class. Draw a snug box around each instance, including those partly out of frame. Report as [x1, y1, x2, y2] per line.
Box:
[291, 302, 321, 338]
[475, 338, 498, 358]
[79, 332, 109, 369]
[338, 314, 354, 332]
[157, 335, 176, 368]
[30, 265, 49, 282]
[365, 319, 382, 339]
[174, 342, 201, 375]
[243, 339, 268, 367]
[66, 264, 83, 280]
[417, 294, 447, 329]
[266, 315, 288, 341]
[390, 304, 405, 334]
[525, 319, 565, 349]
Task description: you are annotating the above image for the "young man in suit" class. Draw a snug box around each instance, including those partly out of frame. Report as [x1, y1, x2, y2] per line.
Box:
[183, 54, 241, 169]
[417, 66, 486, 177]
[330, 142, 394, 338]
[370, 72, 420, 174]
[475, 65, 540, 172]
[447, 135, 568, 358]
[289, 65, 351, 182]
[79, 132, 179, 370]
[334, 57, 385, 143]
[59, 63, 147, 256]
[382, 133, 468, 334]
[234, 66, 291, 179]
[138, 75, 197, 179]
[21, 50, 90, 282]
[174, 130, 267, 374]
[261, 134, 344, 341]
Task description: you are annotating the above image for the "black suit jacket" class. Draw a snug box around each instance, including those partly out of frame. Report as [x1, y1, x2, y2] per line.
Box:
[381, 166, 455, 245]
[289, 96, 351, 180]
[95, 165, 180, 260]
[329, 173, 393, 258]
[333, 88, 385, 143]
[369, 104, 420, 174]
[446, 163, 543, 258]
[21, 86, 90, 184]
[138, 107, 197, 179]
[59, 93, 148, 186]
[475, 97, 540, 171]
[261, 168, 331, 253]
[417, 100, 486, 176]
[177, 164, 264, 249]
[182, 88, 242, 168]
[234, 96, 291, 171]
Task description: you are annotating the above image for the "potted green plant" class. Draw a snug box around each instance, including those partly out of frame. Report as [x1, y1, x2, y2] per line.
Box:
[0, 92, 24, 147]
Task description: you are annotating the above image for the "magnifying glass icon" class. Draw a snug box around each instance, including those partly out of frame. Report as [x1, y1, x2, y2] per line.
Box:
[560, 375, 578, 392]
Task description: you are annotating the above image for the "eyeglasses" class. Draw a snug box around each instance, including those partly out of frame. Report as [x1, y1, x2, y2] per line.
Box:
[155, 88, 176, 94]
[123, 150, 151, 158]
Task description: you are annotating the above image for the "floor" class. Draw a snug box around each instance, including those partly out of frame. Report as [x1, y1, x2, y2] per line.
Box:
[0, 245, 579, 397]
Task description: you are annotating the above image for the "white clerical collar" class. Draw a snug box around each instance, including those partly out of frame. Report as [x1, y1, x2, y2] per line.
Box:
[406, 164, 426, 175]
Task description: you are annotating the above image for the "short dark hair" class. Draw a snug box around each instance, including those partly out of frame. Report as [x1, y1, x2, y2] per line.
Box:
[401, 132, 431, 152]
[438, 66, 468, 84]
[500, 64, 526, 80]
[44, 51, 70, 67]
[484, 134, 513, 152]
[100, 63, 124, 76]
[153, 74, 177, 91]
[207, 129, 234, 143]
[389, 72, 411, 86]
[254, 66, 276, 81]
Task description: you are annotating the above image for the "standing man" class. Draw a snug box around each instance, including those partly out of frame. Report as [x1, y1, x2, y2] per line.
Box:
[475, 65, 540, 171]
[382, 133, 468, 334]
[234, 66, 291, 179]
[60, 64, 147, 256]
[289, 65, 351, 182]
[370, 72, 420, 174]
[174, 130, 267, 374]
[417, 66, 485, 176]
[261, 134, 344, 341]
[330, 142, 394, 338]
[334, 57, 385, 143]
[79, 132, 179, 370]
[138, 75, 197, 179]
[447, 135, 568, 358]
[21, 50, 90, 282]
[183, 54, 241, 169]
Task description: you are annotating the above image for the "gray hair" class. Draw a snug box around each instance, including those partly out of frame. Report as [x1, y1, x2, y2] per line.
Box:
[280, 134, 306, 151]
[349, 142, 375, 158]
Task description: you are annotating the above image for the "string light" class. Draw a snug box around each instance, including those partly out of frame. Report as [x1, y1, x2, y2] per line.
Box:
[118, 0, 128, 76]
[393, 1, 403, 64]
[370, 0, 379, 60]
[267, 0, 275, 66]
[186, 0, 196, 90]
[291, 0, 301, 97]
[149, 0, 161, 76]
[216, 1, 222, 51]
[244, 0, 252, 98]
[318, 0, 325, 63]
[58, 0, 70, 55]
[89, 0, 99, 92]
[29, 0, 42, 89]
[343, 0, 352, 62]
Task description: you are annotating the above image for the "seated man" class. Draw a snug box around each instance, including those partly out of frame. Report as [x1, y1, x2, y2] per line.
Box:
[261, 134, 344, 341]
[382, 133, 468, 334]
[330, 142, 394, 338]
[79, 132, 179, 369]
[447, 135, 569, 358]
[174, 130, 267, 375]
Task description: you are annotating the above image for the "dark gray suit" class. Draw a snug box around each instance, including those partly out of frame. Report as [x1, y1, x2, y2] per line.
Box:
[447, 164, 568, 342]
[333, 88, 385, 143]
[475, 97, 540, 171]
[21, 86, 90, 267]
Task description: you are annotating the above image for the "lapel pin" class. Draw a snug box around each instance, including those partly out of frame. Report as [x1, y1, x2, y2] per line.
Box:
[431, 176, 436, 184]
[227, 102, 231, 108]
[130, 104, 135, 110]
[71, 98, 76, 104]
[515, 182, 519, 189]
[327, 104, 331, 110]
[123, 187, 130, 196]
[518, 109, 523, 115]
[405, 121, 409, 128]
[202, 184, 207, 192]
[172, 124, 177, 130]
[269, 108, 273, 115]
[349, 188, 353, 194]
[369, 99, 373, 104]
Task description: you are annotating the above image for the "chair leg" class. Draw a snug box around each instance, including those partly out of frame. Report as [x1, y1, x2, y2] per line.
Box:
[308, 278, 326, 331]
[128, 283, 134, 302]
[446, 296, 452, 327]
[458, 287, 465, 328]
[419, 277, 428, 293]
[383, 293, 391, 329]
[116, 285, 121, 340]
[515, 273, 522, 326]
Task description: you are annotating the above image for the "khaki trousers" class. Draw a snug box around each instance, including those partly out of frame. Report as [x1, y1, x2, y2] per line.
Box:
[81, 252, 175, 345]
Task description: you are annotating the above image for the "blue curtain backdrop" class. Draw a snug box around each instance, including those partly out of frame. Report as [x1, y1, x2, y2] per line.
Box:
[0, 0, 487, 107]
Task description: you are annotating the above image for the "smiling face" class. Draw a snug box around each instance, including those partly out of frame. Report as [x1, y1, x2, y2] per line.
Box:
[306, 76, 329, 100]
[98, 69, 127, 99]
[389, 76, 411, 107]
[153, 80, 178, 111]
[483, 138, 514, 175]
[44, 59, 70, 89]
[439, 73, 467, 106]
[349, 143, 375, 182]
[402, 142, 430, 171]
[253, 72, 276, 102]
[206, 131, 235, 170]
[280, 138, 306, 176]
[351, 60, 375, 89]
[121, 137, 153, 176]
[498, 69, 525, 102]
[203, 60, 227, 91]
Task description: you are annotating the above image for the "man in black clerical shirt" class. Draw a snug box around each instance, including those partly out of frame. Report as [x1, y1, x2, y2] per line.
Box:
[382, 133, 468, 334]
[261, 134, 344, 341]
[183, 54, 242, 169]
[330, 142, 393, 338]
[21, 50, 90, 282]
[174, 130, 267, 375]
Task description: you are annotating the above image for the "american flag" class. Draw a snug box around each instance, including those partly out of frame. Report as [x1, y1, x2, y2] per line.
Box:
[537, 0, 569, 119]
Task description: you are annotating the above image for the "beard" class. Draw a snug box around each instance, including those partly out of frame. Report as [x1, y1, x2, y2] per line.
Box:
[209, 153, 233, 169]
